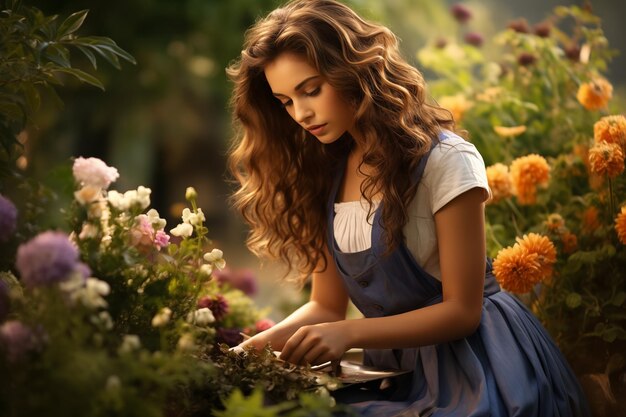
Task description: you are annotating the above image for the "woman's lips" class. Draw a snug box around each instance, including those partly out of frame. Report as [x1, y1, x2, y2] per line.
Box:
[307, 123, 327, 135]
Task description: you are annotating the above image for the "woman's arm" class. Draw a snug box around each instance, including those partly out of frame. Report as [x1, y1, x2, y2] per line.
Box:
[238, 244, 350, 352]
[279, 187, 487, 365]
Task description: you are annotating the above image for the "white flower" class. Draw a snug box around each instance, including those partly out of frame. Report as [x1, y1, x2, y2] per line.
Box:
[135, 186, 151, 210]
[170, 223, 193, 237]
[79, 223, 98, 240]
[146, 209, 166, 230]
[73, 157, 119, 189]
[74, 185, 102, 205]
[151, 307, 172, 327]
[185, 187, 197, 201]
[107, 190, 130, 210]
[105, 375, 121, 391]
[177, 333, 196, 352]
[106, 187, 151, 211]
[118, 334, 141, 354]
[203, 248, 226, 270]
[181, 208, 205, 226]
[186, 307, 215, 326]
[91, 311, 113, 330]
[70, 278, 110, 309]
[200, 264, 213, 276]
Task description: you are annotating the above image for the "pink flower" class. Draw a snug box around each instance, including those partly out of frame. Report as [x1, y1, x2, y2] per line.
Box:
[129, 215, 155, 250]
[154, 230, 170, 250]
[72, 157, 119, 189]
[255, 318, 275, 333]
[0, 320, 40, 363]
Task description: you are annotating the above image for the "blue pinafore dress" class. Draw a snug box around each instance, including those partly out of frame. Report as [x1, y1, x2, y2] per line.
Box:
[326, 134, 590, 417]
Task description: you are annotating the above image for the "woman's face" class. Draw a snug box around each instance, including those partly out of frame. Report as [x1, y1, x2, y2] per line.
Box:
[264, 52, 357, 144]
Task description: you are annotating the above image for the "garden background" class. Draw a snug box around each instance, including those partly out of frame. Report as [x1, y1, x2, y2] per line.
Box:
[13, 0, 626, 320]
[1, 0, 626, 415]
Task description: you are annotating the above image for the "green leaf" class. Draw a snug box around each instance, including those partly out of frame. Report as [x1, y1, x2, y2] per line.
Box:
[58, 9, 89, 39]
[75, 45, 97, 69]
[42, 43, 71, 68]
[52, 67, 104, 90]
[612, 291, 626, 307]
[566, 292, 582, 309]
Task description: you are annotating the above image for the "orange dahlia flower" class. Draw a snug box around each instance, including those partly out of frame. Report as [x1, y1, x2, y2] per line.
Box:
[615, 206, 626, 245]
[576, 78, 613, 111]
[516, 233, 557, 281]
[582, 206, 600, 235]
[493, 245, 542, 293]
[561, 232, 578, 254]
[486, 163, 512, 203]
[588, 141, 625, 178]
[510, 154, 550, 205]
[439, 94, 473, 123]
[594, 115, 626, 149]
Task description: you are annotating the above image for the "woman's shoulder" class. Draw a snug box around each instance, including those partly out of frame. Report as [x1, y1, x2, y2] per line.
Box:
[426, 129, 486, 171]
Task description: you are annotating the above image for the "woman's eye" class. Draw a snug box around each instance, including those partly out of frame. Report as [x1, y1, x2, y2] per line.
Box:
[305, 87, 321, 97]
[280, 99, 293, 108]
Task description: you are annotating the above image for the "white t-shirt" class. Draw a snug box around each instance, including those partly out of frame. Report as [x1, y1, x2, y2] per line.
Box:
[333, 131, 491, 280]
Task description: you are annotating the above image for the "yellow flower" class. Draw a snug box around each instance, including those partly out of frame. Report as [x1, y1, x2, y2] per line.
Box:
[493, 125, 527, 138]
[561, 231, 578, 254]
[439, 94, 473, 123]
[588, 141, 625, 178]
[493, 245, 542, 294]
[486, 163, 512, 203]
[594, 115, 626, 149]
[476, 87, 503, 103]
[544, 213, 565, 233]
[576, 78, 613, 111]
[516, 233, 557, 281]
[510, 154, 550, 205]
[615, 206, 626, 245]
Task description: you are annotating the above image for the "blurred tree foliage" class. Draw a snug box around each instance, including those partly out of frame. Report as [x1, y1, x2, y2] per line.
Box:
[16, 0, 451, 241]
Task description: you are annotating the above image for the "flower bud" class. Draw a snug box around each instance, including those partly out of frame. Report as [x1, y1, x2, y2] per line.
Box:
[185, 187, 197, 201]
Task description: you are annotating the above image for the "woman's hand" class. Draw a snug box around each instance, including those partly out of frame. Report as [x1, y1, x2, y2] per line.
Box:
[279, 321, 351, 365]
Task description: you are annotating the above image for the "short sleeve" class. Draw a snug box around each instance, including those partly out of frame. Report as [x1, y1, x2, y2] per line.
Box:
[422, 132, 491, 214]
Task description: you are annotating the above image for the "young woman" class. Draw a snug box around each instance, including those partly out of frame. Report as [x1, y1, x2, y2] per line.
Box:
[226, 0, 590, 415]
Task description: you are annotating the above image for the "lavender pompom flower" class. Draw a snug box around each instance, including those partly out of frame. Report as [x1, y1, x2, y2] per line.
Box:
[214, 268, 258, 297]
[464, 32, 484, 47]
[0, 194, 18, 242]
[15, 231, 83, 288]
[0, 320, 39, 363]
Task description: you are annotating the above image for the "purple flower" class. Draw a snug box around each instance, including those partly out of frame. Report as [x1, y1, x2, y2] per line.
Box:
[197, 294, 229, 321]
[214, 268, 258, 297]
[15, 231, 81, 288]
[0, 194, 18, 242]
[216, 328, 242, 347]
[0, 320, 39, 363]
[450, 4, 472, 24]
[464, 32, 484, 47]
[0, 281, 9, 322]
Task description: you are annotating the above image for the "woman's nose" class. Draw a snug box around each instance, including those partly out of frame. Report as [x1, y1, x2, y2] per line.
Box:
[294, 101, 313, 123]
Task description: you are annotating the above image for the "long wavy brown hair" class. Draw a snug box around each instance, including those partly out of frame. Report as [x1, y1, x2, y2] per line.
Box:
[226, 0, 455, 283]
